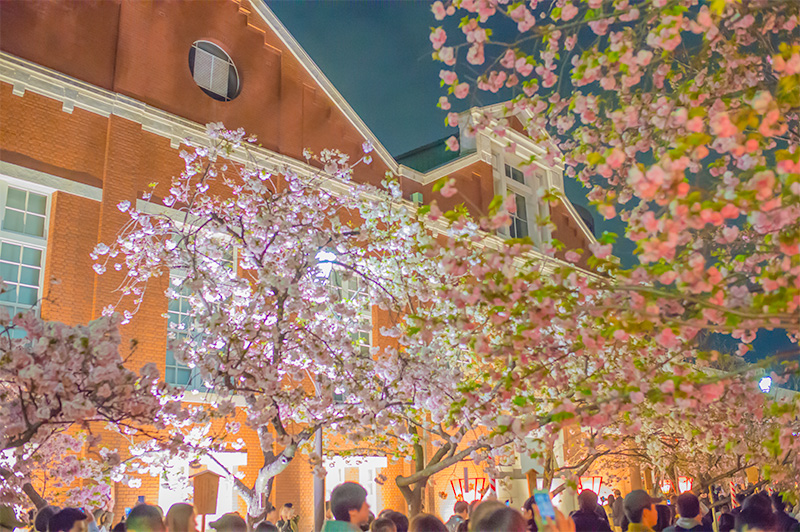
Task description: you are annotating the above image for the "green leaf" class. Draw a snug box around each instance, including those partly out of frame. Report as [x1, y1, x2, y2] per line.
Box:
[587, 152, 604, 165]
[432, 177, 449, 193]
[600, 231, 618, 244]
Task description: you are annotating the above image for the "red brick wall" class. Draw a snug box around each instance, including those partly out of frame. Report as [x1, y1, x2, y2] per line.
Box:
[0, 0, 121, 91]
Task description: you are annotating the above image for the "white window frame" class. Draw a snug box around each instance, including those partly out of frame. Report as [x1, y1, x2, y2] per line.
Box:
[329, 268, 373, 360]
[492, 152, 551, 249]
[316, 250, 374, 403]
[0, 178, 51, 318]
[165, 236, 237, 392]
[165, 273, 207, 391]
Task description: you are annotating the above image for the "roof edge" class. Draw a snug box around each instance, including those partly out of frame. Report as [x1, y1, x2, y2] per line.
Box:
[250, 1, 399, 174]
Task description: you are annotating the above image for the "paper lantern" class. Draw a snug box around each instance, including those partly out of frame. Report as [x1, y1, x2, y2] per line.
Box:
[678, 476, 693, 493]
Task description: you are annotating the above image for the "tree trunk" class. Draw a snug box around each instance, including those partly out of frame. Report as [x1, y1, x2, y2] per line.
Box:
[399, 482, 426, 517]
[0, 467, 47, 509]
[244, 477, 274, 530]
[232, 442, 298, 529]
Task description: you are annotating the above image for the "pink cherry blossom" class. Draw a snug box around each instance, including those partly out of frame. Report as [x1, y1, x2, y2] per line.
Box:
[431, 0, 447, 20]
[430, 27, 447, 50]
[515, 57, 534, 77]
[561, 3, 578, 21]
[445, 135, 460, 151]
[440, 69, 458, 86]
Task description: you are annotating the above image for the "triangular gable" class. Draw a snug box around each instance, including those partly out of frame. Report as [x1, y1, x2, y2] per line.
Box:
[243, 1, 396, 172]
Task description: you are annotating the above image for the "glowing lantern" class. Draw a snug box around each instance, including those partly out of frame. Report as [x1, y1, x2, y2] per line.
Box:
[678, 476, 693, 493]
[660, 479, 674, 494]
[578, 476, 603, 494]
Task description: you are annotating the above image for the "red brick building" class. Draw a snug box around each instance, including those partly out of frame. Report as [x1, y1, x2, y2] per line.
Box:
[0, 0, 594, 528]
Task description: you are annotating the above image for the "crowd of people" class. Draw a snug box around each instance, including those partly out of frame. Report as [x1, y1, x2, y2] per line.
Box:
[3, 481, 799, 532]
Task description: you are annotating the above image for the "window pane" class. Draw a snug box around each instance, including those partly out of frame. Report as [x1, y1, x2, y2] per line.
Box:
[0, 243, 20, 262]
[165, 367, 175, 384]
[511, 167, 525, 184]
[166, 350, 176, 366]
[177, 368, 191, 385]
[21, 248, 42, 266]
[3, 210, 25, 233]
[0, 286, 15, 302]
[168, 298, 180, 312]
[18, 286, 38, 306]
[516, 195, 528, 220]
[505, 165, 511, 178]
[516, 219, 529, 238]
[19, 266, 38, 286]
[0, 263, 19, 283]
[209, 57, 230, 97]
[193, 49, 215, 92]
[6, 188, 26, 210]
[25, 215, 45, 237]
[27, 193, 47, 215]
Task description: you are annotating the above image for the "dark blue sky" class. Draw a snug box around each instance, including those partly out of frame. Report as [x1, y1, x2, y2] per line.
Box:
[267, 0, 450, 157]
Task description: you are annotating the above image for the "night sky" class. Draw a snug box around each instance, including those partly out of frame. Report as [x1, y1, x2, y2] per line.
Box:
[264, 0, 791, 360]
[266, 0, 449, 157]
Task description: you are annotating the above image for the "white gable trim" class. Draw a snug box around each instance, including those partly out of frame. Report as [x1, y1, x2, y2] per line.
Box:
[249, 1, 398, 173]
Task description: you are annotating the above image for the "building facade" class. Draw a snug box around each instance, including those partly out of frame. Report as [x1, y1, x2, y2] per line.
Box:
[0, 0, 594, 527]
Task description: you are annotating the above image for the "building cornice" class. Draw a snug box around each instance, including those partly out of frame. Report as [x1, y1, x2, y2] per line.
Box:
[0, 160, 103, 201]
[0, 50, 593, 241]
[0, 51, 595, 270]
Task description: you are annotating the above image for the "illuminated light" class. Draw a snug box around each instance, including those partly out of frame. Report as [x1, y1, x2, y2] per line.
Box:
[678, 477, 693, 493]
[315, 250, 336, 279]
[578, 476, 603, 494]
[660, 479, 674, 494]
[758, 376, 772, 393]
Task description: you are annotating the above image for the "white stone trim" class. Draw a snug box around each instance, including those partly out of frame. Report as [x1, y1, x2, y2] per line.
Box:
[396, 151, 482, 186]
[560, 196, 598, 245]
[0, 160, 103, 201]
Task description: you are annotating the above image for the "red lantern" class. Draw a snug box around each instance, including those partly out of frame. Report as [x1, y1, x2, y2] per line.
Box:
[450, 478, 486, 502]
[578, 476, 603, 494]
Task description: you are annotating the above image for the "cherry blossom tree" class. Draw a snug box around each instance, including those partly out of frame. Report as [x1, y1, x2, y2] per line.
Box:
[97, 124, 485, 524]
[0, 301, 193, 508]
[422, 0, 800, 495]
